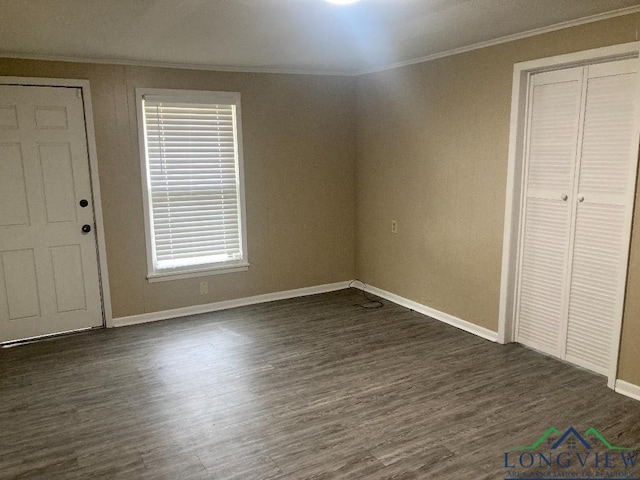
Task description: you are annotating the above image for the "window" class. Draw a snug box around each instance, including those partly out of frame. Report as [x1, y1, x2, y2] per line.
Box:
[136, 88, 248, 281]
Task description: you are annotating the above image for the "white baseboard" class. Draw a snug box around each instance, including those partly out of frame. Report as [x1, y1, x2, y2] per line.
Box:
[113, 279, 500, 344]
[112, 281, 351, 327]
[615, 379, 640, 402]
[363, 284, 499, 342]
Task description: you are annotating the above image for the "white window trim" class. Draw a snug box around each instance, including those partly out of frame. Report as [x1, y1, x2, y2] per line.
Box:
[135, 87, 249, 282]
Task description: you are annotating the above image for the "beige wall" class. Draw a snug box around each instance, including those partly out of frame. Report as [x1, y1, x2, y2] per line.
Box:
[0, 59, 356, 318]
[355, 14, 640, 385]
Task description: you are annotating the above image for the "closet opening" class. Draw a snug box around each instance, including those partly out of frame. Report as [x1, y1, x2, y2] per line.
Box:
[498, 42, 640, 389]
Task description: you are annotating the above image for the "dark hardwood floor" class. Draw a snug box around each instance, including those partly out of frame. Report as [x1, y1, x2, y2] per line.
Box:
[1, 288, 639, 479]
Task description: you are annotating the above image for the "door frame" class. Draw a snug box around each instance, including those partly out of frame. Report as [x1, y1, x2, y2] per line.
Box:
[497, 42, 640, 389]
[0, 76, 113, 330]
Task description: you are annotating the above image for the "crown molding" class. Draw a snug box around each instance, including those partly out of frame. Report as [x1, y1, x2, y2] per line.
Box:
[1, 5, 638, 78]
[0, 52, 355, 77]
[357, 5, 640, 75]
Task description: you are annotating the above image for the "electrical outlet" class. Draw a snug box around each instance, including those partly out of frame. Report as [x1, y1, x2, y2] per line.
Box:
[199, 281, 208, 296]
[391, 220, 398, 234]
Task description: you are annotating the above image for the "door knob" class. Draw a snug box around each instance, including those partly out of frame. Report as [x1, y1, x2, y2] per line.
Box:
[561, 193, 568, 201]
[577, 195, 585, 203]
[79, 199, 89, 208]
[82, 224, 92, 234]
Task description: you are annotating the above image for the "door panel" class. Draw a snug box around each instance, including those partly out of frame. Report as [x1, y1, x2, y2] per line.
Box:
[1, 249, 41, 320]
[517, 199, 571, 353]
[50, 244, 87, 313]
[0, 85, 102, 342]
[525, 74, 582, 195]
[565, 203, 626, 374]
[39, 143, 78, 223]
[577, 62, 637, 199]
[515, 67, 583, 357]
[0, 143, 29, 227]
[565, 58, 639, 374]
[34, 106, 68, 129]
[0, 105, 18, 128]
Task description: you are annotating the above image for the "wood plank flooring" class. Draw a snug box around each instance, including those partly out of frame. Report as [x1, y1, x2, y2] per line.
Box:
[1, 288, 639, 479]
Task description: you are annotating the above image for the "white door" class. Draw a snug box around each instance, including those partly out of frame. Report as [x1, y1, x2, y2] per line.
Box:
[564, 59, 640, 375]
[0, 85, 103, 342]
[515, 66, 584, 358]
[515, 57, 640, 375]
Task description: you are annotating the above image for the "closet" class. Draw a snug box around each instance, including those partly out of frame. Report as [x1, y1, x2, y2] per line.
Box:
[515, 57, 639, 376]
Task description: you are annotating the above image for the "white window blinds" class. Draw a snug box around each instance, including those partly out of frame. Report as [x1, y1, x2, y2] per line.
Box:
[140, 92, 246, 276]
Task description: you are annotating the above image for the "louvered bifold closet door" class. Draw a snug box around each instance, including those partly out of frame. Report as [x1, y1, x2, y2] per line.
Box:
[564, 58, 640, 375]
[515, 67, 584, 357]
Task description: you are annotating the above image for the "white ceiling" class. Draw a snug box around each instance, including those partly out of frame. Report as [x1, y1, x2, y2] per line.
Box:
[1, 0, 639, 74]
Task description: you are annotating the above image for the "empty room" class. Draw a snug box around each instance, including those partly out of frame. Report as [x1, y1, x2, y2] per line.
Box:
[2, 1, 640, 479]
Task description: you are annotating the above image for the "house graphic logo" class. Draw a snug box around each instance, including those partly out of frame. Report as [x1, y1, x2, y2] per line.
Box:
[512, 426, 631, 451]
[503, 426, 639, 480]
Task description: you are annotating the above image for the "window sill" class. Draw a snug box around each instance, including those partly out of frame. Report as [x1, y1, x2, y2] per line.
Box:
[147, 263, 249, 283]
